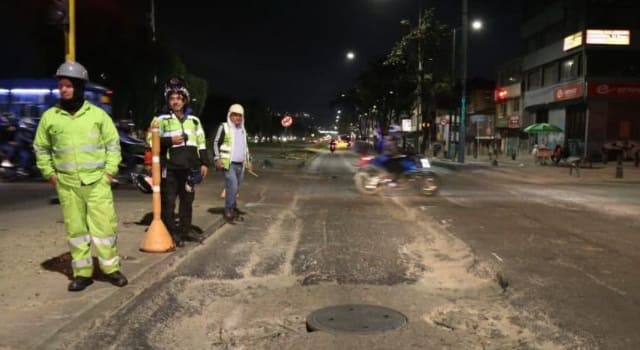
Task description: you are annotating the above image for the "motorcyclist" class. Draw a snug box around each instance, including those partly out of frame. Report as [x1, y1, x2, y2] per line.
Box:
[373, 124, 404, 184]
[147, 77, 209, 246]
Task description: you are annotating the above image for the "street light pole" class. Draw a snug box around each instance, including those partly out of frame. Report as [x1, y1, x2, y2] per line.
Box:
[448, 27, 457, 159]
[458, 0, 468, 163]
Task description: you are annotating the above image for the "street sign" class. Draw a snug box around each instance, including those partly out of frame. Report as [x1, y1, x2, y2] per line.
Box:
[281, 115, 293, 128]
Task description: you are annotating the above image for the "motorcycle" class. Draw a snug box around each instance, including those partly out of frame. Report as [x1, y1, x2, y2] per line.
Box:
[354, 154, 438, 196]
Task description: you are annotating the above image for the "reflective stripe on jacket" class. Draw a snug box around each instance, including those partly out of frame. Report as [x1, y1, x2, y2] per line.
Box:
[146, 113, 207, 169]
[213, 122, 250, 170]
[34, 101, 121, 187]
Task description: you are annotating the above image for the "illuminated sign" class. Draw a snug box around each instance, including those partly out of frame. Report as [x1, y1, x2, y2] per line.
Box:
[563, 31, 583, 51]
[586, 29, 630, 46]
[401, 118, 413, 132]
[494, 88, 508, 101]
[554, 82, 583, 101]
[588, 82, 640, 98]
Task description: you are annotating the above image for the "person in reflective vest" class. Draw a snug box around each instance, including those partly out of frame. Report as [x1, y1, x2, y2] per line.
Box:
[213, 103, 253, 222]
[33, 61, 128, 292]
[147, 77, 209, 247]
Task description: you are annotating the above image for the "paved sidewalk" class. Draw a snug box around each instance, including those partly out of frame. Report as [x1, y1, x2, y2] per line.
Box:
[432, 154, 640, 185]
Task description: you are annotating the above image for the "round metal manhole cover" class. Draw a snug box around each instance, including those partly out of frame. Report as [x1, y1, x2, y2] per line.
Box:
[306, 304, 408, 334]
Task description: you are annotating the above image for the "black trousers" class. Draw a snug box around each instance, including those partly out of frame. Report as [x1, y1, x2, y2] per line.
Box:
[161, 168, 194, 238]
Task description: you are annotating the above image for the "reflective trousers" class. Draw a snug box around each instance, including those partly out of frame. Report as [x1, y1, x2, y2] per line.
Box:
[56, 176, 120, 278]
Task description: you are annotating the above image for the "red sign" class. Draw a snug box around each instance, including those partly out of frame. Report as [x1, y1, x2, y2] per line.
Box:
[440, 118, 449, 126]
[494, 88, 508, 101]
[553, 83, 583, 101]
[281, 115, 293, 127]
[508, 115, 520, 128]
[588, 82, 640, 98]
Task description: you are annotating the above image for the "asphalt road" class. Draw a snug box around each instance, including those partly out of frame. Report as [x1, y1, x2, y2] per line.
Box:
[28, 150, 640, 349]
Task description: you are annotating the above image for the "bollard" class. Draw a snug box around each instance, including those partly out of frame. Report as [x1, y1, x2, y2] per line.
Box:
[140, 120, 175, 253]
[615, 153, 623, 179]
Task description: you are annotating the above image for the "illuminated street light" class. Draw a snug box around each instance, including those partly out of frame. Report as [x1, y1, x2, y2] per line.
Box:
[346, 51, 356, 60]
[471, 19, 483, 31]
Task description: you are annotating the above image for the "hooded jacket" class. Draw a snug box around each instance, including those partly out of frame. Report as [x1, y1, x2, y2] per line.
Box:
[213, 107, 251, 170]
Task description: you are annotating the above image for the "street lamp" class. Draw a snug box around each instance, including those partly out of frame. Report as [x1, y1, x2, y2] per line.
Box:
[453, 2, 483, 163]
[346, 51, 356, 61]
[448, 19, 483, 162]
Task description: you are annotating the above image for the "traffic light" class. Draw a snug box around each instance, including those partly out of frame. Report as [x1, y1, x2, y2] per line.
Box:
[47, 0, 69, 27]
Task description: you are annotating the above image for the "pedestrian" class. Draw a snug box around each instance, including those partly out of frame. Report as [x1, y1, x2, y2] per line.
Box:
[213, 104, 253, 222]
[33, 61, 128, 292]
[147, 77, 209, 247]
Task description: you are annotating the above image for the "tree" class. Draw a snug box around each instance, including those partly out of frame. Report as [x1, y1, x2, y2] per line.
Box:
[384, 8, 451, 151]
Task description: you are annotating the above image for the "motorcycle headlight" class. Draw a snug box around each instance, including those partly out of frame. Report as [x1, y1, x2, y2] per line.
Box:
[420, 158, 431, 168]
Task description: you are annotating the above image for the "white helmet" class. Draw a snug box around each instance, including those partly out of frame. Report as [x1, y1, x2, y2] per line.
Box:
[55, 61, 89, 81]
[228, 104, 244, 116]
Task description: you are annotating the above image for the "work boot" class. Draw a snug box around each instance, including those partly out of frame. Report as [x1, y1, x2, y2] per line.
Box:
[172, 235, 185, 247]
[182, 230, 203, 243]
[233, 207, 246, 216]
[105, 271, 128, 287]
[68, 277, 93, 292]
[223, 209, 235, 223]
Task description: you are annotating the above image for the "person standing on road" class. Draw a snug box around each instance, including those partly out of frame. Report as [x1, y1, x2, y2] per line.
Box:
[147, 77, 209, 247]
[33, 61, 128, 292]
[213, 104, 252, 222]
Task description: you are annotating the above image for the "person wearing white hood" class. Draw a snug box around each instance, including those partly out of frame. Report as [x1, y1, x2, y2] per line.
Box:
[213, 104, 253, 222]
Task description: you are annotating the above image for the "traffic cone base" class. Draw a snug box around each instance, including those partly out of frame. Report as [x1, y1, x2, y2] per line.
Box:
[140, 218, 175, 253]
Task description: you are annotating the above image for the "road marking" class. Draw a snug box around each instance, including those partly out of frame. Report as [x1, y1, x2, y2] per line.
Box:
[491, 252, 504, 262]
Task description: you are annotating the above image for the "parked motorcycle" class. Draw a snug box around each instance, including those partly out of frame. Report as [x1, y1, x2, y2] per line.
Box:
[354, 154, 438, 196]
[0, 117, 41, 182]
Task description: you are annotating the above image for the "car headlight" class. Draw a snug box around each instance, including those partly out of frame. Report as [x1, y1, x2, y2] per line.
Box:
[420, 158, 431, 168]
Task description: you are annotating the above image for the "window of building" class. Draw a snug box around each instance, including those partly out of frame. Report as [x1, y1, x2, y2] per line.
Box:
[543, 62, 559, 86]
[560, 55, 581, 80]
[527, 69, 541, 90]
[512, 99, 520, 113]
[588, 50, 640, 78]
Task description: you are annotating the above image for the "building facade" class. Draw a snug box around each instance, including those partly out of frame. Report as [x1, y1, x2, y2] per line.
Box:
[520, 0, 640, 160]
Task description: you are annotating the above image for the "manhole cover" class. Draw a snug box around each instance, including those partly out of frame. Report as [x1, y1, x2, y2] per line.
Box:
[306, 304, 408, 334]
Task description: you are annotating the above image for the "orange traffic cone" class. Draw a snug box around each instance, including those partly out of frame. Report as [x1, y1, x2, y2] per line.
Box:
[140, 120, 175, 253]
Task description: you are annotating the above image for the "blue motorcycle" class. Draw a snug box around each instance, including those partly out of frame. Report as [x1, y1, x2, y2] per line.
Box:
[354, 154, 438, 196]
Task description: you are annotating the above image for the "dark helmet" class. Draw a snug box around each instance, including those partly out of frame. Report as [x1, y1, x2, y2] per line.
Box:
[132, 174, 153, 194]
[164, 77, 190, 103]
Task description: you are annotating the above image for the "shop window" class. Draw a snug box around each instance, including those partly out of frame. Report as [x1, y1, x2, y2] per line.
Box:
[619, 120, 631, 139]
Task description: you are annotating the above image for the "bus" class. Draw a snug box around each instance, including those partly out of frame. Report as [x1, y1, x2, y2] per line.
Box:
[0, 78, 112, 120]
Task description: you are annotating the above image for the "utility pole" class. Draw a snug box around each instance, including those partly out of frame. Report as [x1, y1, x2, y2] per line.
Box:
[458, 0, 468, 163]
[448, 28, 457, 159]
[415, 6, 423, 154]
[65, 0, 76, 61]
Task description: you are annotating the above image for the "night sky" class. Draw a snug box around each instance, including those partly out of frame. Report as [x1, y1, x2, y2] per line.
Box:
[2, 0, 523, 120]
